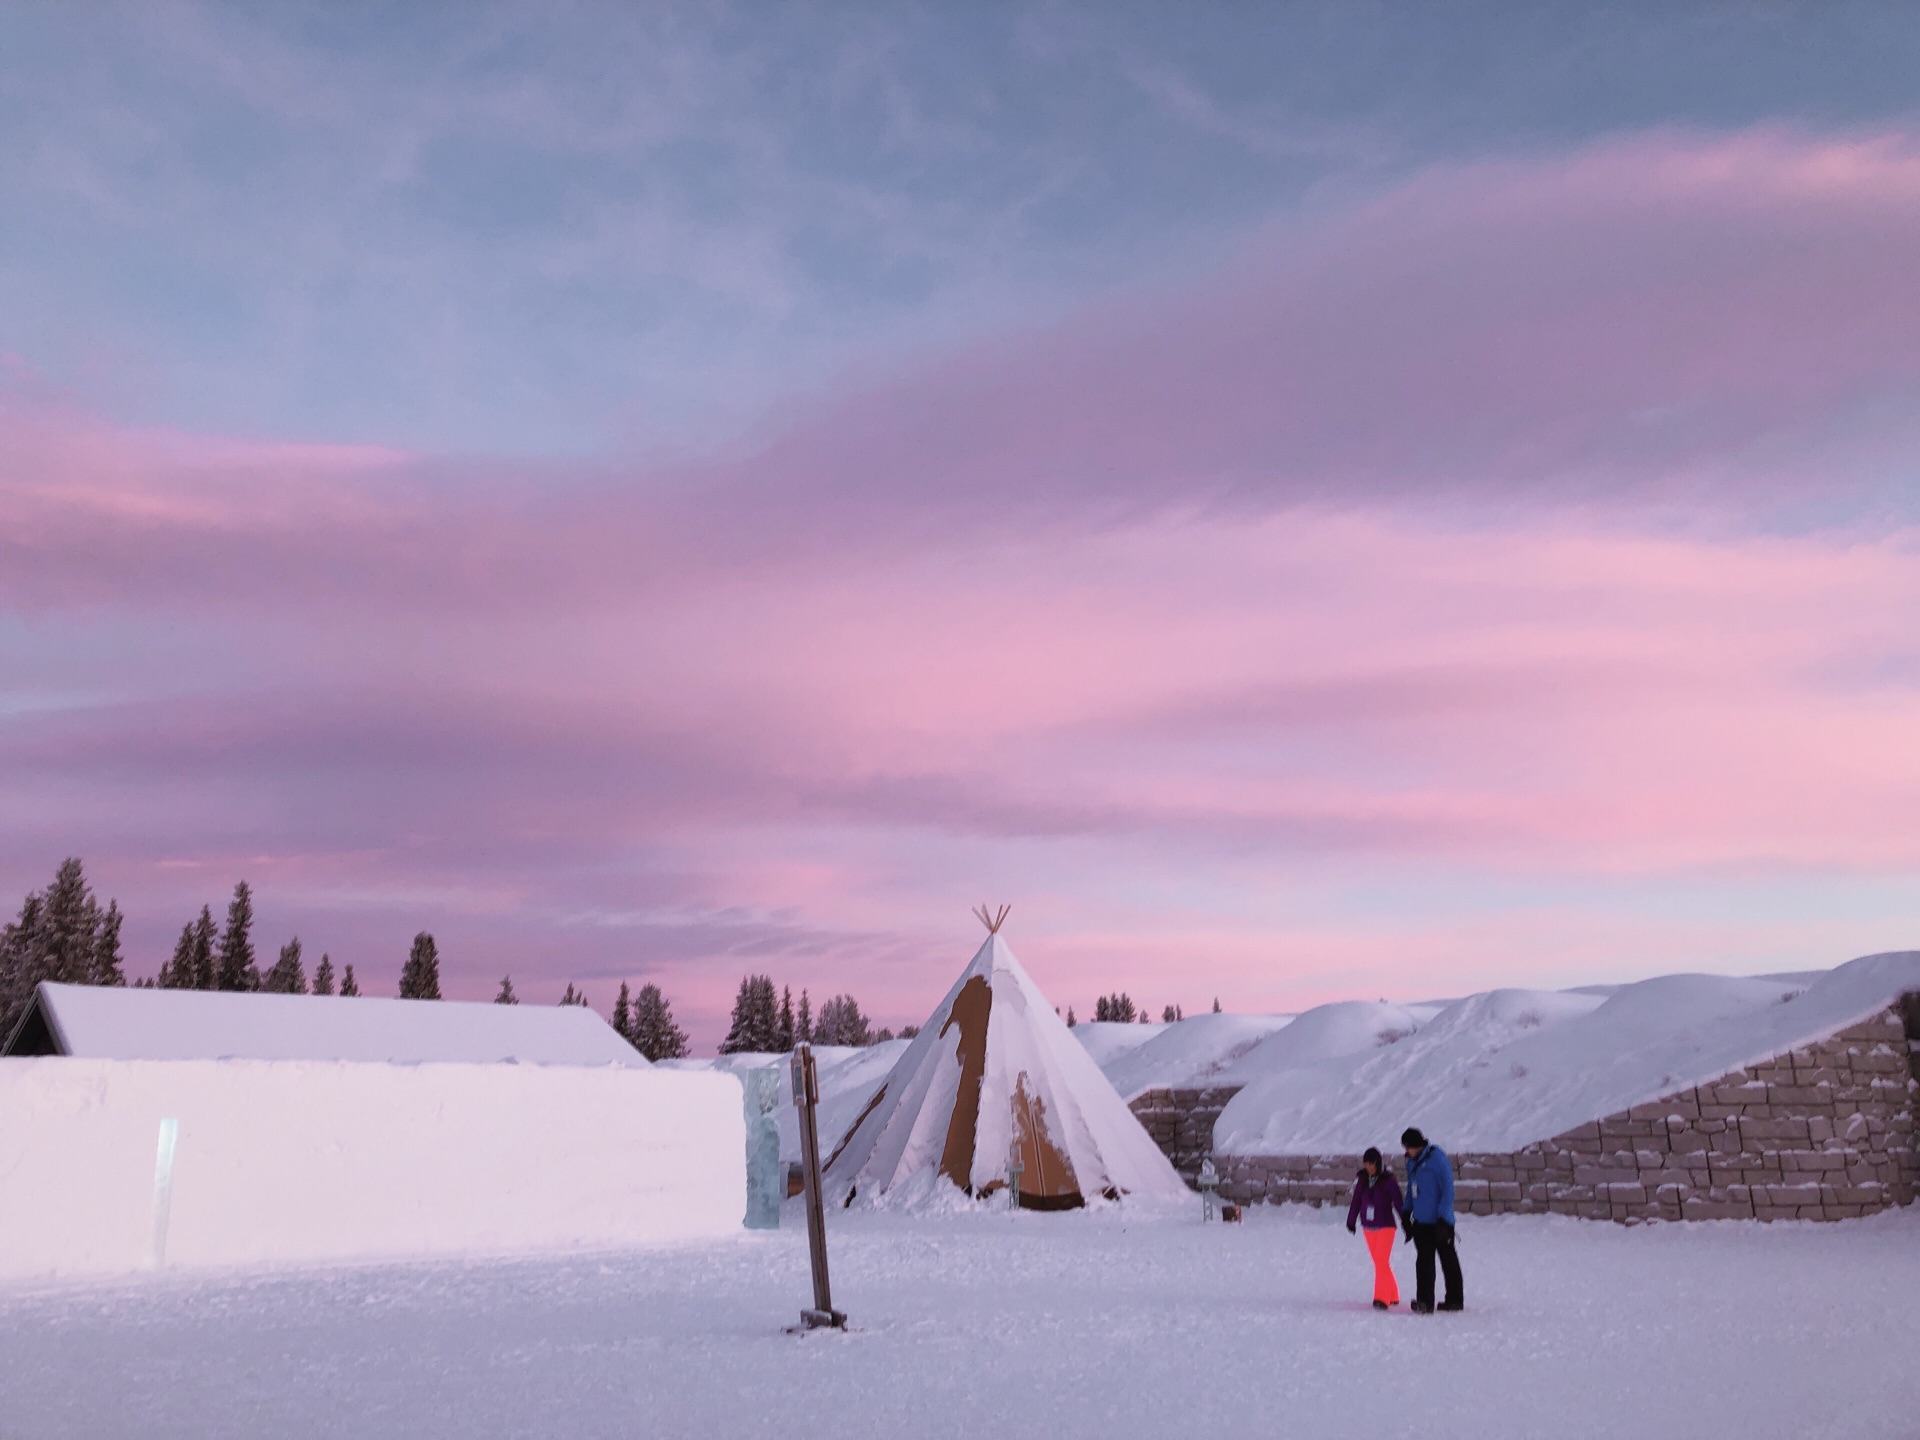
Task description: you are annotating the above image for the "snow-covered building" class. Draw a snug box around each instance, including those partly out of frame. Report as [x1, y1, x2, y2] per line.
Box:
[0, 983, 755, 1284]
[2, 981, 644, 1067]
[824, 915, 1187, 1210]
[1128, 951, 1920, 1223]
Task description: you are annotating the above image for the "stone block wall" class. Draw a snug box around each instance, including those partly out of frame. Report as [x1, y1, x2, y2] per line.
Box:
[1141, 998, 1920, 1224]
[1129, 1086, 1242, 1183]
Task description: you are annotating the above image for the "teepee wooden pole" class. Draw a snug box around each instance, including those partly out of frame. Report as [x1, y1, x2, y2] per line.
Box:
[972, 904, 1012, 934]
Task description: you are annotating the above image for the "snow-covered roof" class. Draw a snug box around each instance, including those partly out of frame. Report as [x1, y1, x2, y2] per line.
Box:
[1212, 950, 1920, 1155]
[6, 982, 645, 1067]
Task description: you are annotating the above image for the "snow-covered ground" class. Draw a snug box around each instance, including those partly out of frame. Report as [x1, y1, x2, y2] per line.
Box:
[2, 1201, 1913, 1440]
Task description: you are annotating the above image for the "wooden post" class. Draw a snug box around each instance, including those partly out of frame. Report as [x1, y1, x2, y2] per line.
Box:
[790, 1043, 847, 1329]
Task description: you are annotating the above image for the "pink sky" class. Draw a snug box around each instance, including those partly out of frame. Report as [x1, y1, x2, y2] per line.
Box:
[5, 129, 1920, 1043]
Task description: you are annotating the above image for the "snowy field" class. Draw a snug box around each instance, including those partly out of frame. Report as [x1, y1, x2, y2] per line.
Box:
[3, 1201, 1915, 1440]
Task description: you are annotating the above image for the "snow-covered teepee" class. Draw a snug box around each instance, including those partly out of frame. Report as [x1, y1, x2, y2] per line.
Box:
[824, 908, 1188, 1210]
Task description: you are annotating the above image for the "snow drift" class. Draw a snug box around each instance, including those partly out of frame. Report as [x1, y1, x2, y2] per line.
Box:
[1098, 1011, 1296, 1100]
[1214, 950, 1920, 1155]
[1068, 1021, 1167, 1068]
[0, 1058, 745, 1284]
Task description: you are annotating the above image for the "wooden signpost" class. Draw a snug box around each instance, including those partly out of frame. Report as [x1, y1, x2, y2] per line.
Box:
[789, 1042, 847, 1330]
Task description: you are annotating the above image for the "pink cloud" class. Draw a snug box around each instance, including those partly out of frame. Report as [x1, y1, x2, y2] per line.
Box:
[5, 128, 1920, 1040]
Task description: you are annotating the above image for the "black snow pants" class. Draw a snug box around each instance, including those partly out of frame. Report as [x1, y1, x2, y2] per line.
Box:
[1409, 1220, 1463, 1310]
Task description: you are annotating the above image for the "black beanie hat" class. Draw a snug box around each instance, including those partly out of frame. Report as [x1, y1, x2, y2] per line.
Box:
[1362, 1146, 1382, 1167]
[1401, 1127, 1426, 1149]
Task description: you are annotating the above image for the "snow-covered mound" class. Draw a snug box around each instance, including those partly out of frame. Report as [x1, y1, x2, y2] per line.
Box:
[1067, 1021, 1167, 1067]
[1213, 1001, 1438, 1087]
[664, 1041, 910, 1165]
[1098, 1011, 1296, 1100]
[1215, 951, 1920, 1156]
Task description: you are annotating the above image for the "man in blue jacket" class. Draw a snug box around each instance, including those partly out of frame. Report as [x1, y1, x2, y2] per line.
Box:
[1401, 1126, 1464, 1313]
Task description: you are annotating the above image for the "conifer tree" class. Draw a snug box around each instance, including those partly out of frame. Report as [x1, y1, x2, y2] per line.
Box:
[613, 981, 632, 1039]
[777, 986, 795, 1051]
[189, 906, 217, 990]
[1066, 1005, 1076, 1027]
[214, 882, 258, 991]
[812, 994, 872, 1047]
[264, 938, 308, 994]
[0, 892, 42, 1034]
[629, 982, 690, 1061]
[157, 922, 192, 989]
[559, 982, 588, 1007]
[40, 859, 94, 985]
[90, 901, 126, 987]
[312, 953, 336, 995]
[398, 931, 441, 1000]
[494, 974, 517, 1004]
[339, 964, 360, 997]
[1212, 997, 1222, 1013]
[718, 974, 779, 1053]
[796, 988, 812, 1044]
[157, 915, 206, 989]
[0, 859, 130, 1034]
[901, 1024, 920, 1039]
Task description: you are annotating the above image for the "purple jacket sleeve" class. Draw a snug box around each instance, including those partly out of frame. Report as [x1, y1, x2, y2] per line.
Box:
[1346, 1174, 1365, 1229]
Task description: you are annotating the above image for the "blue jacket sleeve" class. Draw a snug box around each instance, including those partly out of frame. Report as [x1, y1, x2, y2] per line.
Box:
[1435, 1150, 1455, 1225]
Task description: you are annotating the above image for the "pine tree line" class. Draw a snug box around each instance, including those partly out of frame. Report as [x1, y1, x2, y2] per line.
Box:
[1093, 992, 1138, 1023]
[1083, 993, 1195, 1025]
[0, 860, 418, 1013]
[149, 880, 365, 999]
[714, 973, 918, 1054]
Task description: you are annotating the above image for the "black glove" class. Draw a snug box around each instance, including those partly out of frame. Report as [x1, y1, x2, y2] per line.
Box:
[1441, 1220, 1455, 1242]
[1402, 1219, 1415, 1243]
[1346, 1220, 1356, 1234]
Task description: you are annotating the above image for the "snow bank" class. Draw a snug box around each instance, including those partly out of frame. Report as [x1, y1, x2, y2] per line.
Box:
[0, 1058, 745, 1284]
[1216, 1000, 1436, 1083]
[1216, 951, 1920, 1155]
[1098, 1011, 1296, 1099]
[1067, 1021, 1166, 1067]
[27, 982, 644, 1066]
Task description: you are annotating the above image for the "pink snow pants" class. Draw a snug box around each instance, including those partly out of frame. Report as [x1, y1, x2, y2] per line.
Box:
[1364, 1225, 1399, 1305]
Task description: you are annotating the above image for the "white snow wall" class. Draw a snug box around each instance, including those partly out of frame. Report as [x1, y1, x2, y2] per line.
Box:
[0, 1058, 747, 1284]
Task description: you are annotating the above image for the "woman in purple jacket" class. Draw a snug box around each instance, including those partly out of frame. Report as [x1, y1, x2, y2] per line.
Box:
[1345, 1146, 1406, 1310]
